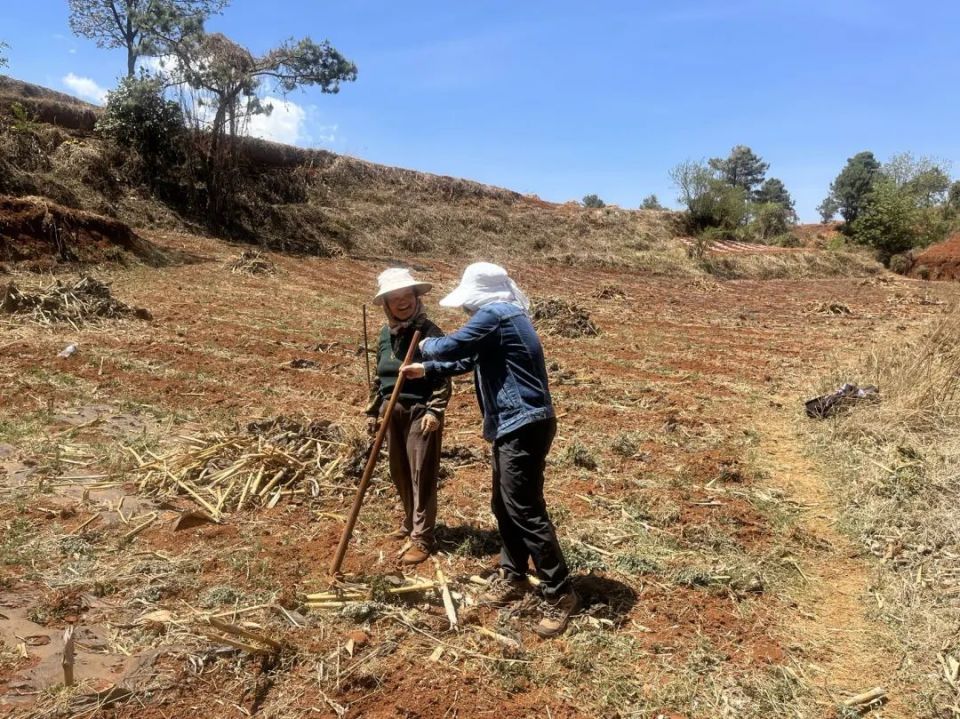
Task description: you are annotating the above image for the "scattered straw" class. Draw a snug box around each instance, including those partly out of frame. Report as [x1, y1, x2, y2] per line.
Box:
[228, 250, 276, 276]
[129, 416, 358, 518]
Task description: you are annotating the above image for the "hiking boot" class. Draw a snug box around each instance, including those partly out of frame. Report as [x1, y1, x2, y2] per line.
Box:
[479, 572, 531, 607]
[534, 588, 581, 638]
[400, 541, 432, 565]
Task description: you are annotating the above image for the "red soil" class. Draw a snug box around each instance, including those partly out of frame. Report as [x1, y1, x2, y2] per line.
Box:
[910, 232, 960, 280]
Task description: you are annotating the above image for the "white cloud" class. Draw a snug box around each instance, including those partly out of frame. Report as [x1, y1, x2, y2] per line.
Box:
[312, 123, 338, 145]
[246, 97, 309, 145]
[62, 73, 108, 104]
[138, 54, 179, 76]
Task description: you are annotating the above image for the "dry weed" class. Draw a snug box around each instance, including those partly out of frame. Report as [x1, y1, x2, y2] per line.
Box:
[806, 305, 960, 717]
[228, 249, 276, 276]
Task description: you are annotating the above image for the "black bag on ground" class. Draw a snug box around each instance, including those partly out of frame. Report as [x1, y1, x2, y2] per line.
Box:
[805, 383, 879, 419]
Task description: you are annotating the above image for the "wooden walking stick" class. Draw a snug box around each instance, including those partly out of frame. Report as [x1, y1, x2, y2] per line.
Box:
[362, 304, 372, 391]
[330, 330, 422, 576]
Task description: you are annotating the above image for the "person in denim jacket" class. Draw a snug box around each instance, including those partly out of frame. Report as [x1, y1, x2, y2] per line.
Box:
[400, 262, 579, 637]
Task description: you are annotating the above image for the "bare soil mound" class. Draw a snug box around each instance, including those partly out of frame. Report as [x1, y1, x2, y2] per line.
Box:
[909, 233, 960, 280]
[0, 196, 172, 269]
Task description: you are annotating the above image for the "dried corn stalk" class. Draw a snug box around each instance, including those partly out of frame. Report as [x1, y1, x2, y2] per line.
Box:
[129, 417, 358, 519]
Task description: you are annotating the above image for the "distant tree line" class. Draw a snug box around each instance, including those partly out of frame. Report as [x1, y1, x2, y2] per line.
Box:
[666, 144, 960, 267]
[669, 145, 797, 246]
[818, 151, 959, 266]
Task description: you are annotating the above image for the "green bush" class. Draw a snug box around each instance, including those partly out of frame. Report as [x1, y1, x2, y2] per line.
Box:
[750, 202, 793, 241]
[583, 194, 605, 208]
[850, 178, 950, 263]
[698, 225, 736, 243]
[640, 194, 664, 210]
[8, 102, 40, 134]
[97, 75, 184, 179]
[770, 232, 801, 248]
[888, 253, 912, 275]
[694, 178, 748, 232]
[671, 159, 762, 234]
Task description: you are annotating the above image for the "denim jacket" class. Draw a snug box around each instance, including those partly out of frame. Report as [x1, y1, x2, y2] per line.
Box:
[420, 302, 554, 441]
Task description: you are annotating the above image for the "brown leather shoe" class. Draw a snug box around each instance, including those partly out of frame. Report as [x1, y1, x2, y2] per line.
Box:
[400, 542, 431, 565]
[534, 588, 581, 638]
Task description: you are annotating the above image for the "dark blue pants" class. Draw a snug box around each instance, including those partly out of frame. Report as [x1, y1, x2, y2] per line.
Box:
[491, 418, 570, 597]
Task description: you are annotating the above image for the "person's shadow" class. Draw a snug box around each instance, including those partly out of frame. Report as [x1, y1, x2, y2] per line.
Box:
[435, 525, 639, 622]
[436, 523, 501, 558]
[573, 574, 639, 623]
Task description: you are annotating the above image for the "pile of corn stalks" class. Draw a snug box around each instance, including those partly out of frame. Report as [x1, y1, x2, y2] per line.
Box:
[228, 250, 276, 276]
[1, 275, 149, 327]
[128, 417, 355, 519]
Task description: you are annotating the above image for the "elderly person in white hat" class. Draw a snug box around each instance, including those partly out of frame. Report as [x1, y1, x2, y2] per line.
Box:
[400, 262, 579, 637]
[365, 267, 455, 565]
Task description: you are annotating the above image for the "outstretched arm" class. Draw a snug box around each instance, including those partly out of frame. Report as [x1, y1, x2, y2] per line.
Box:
[419, 308, 498, 362]
[400, 355, 476, 382]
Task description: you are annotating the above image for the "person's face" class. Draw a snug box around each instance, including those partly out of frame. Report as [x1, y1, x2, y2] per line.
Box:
[385, 288, 418, 321]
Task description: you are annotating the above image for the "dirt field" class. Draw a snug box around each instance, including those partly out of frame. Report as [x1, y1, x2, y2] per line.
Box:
[1, 230, 957, 718]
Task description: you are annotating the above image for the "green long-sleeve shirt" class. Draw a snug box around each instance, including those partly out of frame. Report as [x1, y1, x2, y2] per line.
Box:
[365, 318, 452, 418]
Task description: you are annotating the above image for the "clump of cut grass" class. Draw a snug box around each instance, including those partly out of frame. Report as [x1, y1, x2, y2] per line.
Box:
[2, 516, 37, 566]
[199, 584, 243, 608]
[610, 431, 641, 458]
[614, 552, 661, 575]
[564, 439, 598, 470]
[806, 306, 960, 715]
[560, 540, 607, 572]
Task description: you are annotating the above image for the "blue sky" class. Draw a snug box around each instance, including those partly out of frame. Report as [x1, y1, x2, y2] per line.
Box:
[2, 0, 959, 220]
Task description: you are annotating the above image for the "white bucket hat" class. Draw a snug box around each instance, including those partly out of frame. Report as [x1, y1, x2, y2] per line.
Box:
[373, 267, 433, 305]
[439, 262, 530, 311]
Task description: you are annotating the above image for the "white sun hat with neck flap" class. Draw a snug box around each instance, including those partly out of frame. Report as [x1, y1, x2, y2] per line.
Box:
[373, 267, 433, 305]
[439, 262, 530, 311]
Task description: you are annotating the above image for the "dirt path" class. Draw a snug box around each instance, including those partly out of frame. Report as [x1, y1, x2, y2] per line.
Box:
[758, 407, 907, 717]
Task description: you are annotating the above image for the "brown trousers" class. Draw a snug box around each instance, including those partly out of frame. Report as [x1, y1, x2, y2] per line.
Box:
[387, 403, 442, 546]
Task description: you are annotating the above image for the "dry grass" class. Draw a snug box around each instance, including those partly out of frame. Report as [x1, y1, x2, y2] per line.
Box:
[531, 298, 600, 338]
[227, 249, 276, 276]
[805, 305, 960, 717]
[0, 84, 885, 280]
[702, 249, 881, 280]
